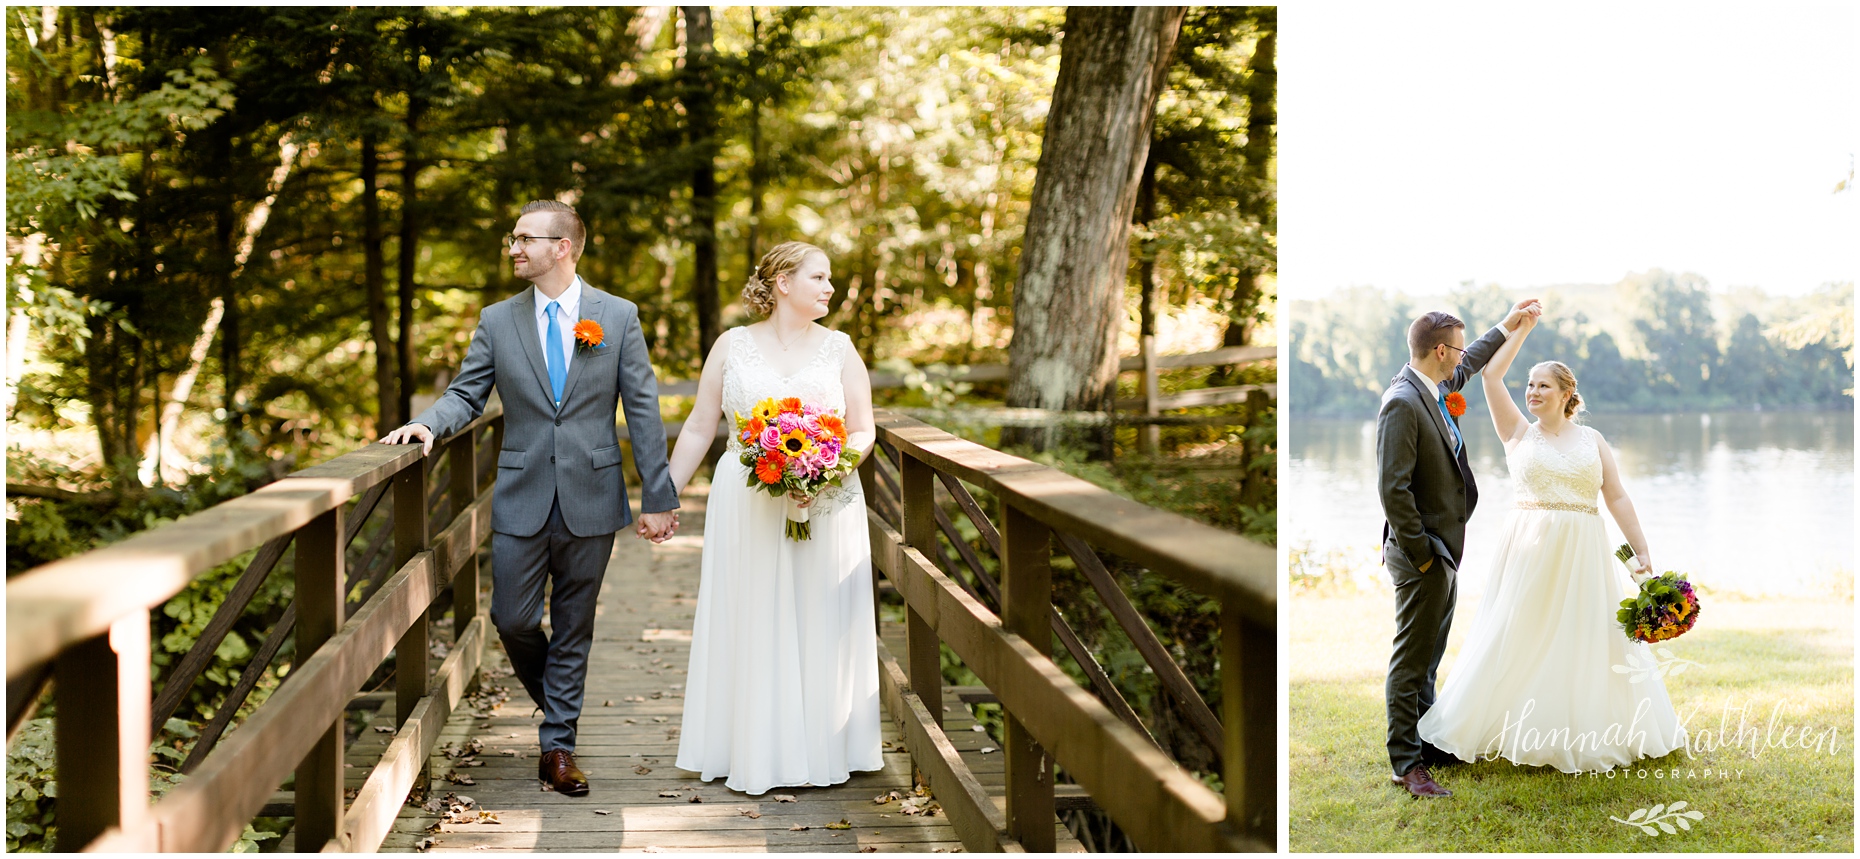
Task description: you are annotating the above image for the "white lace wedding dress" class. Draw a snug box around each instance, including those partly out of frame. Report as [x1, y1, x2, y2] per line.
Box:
[674, 327, 884, 794]
[1417, 423, 1686, 772]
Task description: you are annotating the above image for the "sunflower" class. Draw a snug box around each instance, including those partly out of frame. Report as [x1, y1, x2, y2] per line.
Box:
[778, 428, 815, 458]
[752, 398, 780, 423]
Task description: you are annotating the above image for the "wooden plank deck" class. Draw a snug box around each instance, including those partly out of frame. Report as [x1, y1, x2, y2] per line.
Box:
[310, 485, 1080, 853]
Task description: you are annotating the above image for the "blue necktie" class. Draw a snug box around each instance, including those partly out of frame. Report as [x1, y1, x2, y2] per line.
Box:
[545, 300, 566, 406]
[1437, 388, 1462, 456]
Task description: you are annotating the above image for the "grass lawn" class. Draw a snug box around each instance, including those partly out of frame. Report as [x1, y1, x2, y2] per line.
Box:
[1290, 591, 1853, 852]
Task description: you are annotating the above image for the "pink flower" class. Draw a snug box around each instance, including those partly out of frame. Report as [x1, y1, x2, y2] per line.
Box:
[758, 424, 782, 452]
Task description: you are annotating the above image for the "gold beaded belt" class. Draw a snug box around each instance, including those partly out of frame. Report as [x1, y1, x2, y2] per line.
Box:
[1516, 499, 1598, 514]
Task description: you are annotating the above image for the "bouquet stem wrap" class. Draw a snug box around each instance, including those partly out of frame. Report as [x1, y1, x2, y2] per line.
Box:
[785, 496, 812, 541]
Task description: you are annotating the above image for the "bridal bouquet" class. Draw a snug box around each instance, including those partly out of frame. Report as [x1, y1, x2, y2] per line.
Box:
[734, 397, 862, 540]
[1614, 544, 1701, 643]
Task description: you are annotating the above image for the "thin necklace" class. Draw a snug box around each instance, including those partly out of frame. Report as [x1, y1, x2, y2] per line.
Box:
[774, 323, 809, 351]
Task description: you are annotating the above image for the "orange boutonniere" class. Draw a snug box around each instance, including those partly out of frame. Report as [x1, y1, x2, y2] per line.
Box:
[573, 319, 604, 352]
[1445, 391, 1467, 419]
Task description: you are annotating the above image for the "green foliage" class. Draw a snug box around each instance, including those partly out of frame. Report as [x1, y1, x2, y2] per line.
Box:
[5, 719, 57, 851]
[1290, 272, 1855, 417]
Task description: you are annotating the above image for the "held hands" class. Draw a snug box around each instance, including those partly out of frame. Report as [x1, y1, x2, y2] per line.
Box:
[380, 423, 436, 456]
[787, 489, 816, 509]
[636, 510, 679, 543]
[1503, 298, 1545, 333]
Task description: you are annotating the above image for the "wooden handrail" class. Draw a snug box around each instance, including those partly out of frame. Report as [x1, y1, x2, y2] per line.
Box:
[5, 403, 504, 851]
[873, 413, 1274, 625]
[865, 409, 1275, 851]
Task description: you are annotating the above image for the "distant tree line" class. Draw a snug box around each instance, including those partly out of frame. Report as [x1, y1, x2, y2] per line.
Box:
[1290, 270, 1853, 417]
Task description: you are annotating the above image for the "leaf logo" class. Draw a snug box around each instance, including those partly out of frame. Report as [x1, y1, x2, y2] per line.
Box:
[1610, 801, 1704, 836]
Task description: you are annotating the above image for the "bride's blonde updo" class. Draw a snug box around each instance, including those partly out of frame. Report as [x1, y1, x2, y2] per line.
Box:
[1532, 360, 1584, 419]
[742, 241, 824, 317]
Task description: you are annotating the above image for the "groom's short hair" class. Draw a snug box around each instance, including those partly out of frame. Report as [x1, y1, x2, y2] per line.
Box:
[518, 200, 586, 262]
[1409, 311, 1465, 358]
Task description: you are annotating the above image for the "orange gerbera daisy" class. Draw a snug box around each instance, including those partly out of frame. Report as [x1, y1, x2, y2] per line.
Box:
[573, 319, 604, 349]
[755, 453, 786, 484]
[747, 416, 766, 438]
[778, 397, 804, 415]
[1445, 391, 1467, 418]
[816, 414, 846, 440]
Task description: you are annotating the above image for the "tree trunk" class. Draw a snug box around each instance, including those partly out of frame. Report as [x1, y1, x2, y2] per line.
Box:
[745, 6, 764, 277]
[215, 133, 240, 447]
[137, 133, 300, 486]
[682, 6, 721, 358]
[1218, 17, 1274, 369]
[398, 96, 424, 423]
[1003, 6, 1185, 450]
[362, 133, 396, 431]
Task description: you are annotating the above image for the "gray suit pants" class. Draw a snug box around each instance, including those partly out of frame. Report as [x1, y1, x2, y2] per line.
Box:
[492, 498, 615, 753]
[1385, 538, 1457, 776]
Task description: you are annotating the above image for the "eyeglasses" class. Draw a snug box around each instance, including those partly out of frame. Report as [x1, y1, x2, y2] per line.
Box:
[504, 234, 565, 248]
[1441, 343, 1466, 355]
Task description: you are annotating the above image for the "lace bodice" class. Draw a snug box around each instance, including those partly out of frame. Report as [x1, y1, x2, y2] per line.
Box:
[1507, 423, 1603, 512]
[720, 326, 851, 452]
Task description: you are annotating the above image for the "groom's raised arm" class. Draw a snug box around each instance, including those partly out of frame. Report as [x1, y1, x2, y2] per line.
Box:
[413, 308, 497, 439]
[1444, 323, 1511, 393]
[1377, 396, 1431, 567]
[614, 304, 679, 514]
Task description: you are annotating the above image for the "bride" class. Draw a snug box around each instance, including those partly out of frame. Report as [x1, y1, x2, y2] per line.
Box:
[659, 241, 884, 794]
[1416, 311, 1686, 772]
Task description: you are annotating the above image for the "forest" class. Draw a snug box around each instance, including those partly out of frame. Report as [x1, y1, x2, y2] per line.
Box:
[6, 7, 1273, 850]
[1289, 270, 1853, 418]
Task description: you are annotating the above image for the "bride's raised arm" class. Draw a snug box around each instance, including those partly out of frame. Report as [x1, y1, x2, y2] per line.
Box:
[666, 330, 732, 497]
[840, 338, 876, 464]
[1481, 313, 1534, 445]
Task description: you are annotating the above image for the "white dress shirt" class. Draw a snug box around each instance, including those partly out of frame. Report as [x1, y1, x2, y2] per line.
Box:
[532, 277, 586, 390]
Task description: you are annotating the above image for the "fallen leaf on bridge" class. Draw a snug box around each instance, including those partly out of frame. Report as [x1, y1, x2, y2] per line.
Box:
[634, 765, 652, 775]
[740, 809, 762, 819]
[658, 790, 683, 798]
[770, 794, 797, 803]
[825, 819, 852, 830]
[789, 824, 809, 832]
[594, 809, 612, 815]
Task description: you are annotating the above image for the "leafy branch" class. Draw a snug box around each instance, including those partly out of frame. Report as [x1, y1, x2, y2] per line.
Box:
[1609, 801, 1704, 836]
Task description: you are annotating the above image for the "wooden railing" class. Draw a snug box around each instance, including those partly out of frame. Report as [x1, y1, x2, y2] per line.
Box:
[859, 410, 1276, 852]
[4, 404, 504, 852]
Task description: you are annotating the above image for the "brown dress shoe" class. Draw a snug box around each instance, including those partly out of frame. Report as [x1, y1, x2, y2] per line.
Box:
[1391, 765, 1451, 798]
[540, 749, 589, 796]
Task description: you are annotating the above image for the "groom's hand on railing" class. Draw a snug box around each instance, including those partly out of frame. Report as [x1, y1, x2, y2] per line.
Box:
[380, 423, 436, 456]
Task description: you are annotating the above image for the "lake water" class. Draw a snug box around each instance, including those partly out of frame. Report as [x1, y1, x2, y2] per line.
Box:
[1285, 411, 1855, 597]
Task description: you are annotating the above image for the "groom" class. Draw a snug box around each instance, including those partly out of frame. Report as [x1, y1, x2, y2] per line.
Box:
[381, 200, 680, 796]
[1377, 299, 1539, 798]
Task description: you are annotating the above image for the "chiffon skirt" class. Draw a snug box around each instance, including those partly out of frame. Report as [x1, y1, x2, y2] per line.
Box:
[1417, 508, 1686, 772]
[674, 458, 884, 794]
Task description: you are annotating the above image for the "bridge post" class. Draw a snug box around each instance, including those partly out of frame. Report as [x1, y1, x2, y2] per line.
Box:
[394, 455, 432, 797]
[1224, 602, 1275, 841]
[999, 503, 1055, 852]
[294, 506, 347, 851]
[52, 615, 150, 850]
[448, 432, 480, 648]
[899, 454, 942, 737]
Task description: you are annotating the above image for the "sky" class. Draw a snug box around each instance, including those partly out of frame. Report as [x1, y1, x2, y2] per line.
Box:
[1279, 2, 1858, 299]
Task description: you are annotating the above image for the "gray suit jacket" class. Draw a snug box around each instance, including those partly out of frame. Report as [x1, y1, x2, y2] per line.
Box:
[412, 281, 678, 538]
[1376, 325, 1509, 570]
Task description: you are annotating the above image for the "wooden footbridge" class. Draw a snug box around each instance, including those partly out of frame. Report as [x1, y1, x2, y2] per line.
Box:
[6, 405, 1275, 852]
